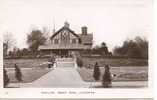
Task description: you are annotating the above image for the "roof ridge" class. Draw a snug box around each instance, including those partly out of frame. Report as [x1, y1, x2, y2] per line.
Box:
[50, 27, 80, 39]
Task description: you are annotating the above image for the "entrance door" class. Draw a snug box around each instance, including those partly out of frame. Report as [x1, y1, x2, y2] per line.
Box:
[60, 50, 68, 57]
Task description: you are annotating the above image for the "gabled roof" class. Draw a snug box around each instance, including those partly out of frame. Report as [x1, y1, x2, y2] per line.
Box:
[50, 26, 80, 39]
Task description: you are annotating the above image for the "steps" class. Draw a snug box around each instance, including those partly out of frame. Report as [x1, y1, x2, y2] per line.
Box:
[55, 57, 77, 68]
[56, 58, 74, 62]
[56, 62, 75, 68]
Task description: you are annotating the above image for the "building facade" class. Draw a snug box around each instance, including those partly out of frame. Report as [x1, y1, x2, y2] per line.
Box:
[38, 22, 93, 57]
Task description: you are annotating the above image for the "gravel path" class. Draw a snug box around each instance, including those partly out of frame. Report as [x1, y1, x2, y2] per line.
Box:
[21, 67, 90, 88]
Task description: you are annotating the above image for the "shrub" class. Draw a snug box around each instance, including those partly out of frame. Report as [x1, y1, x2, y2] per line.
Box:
[14, 64, 23, 82]
[93, 62, 101, 81]
[102, 65, 112, 88]
[76, 57, 83, 67]
[3, 69, 10, 87]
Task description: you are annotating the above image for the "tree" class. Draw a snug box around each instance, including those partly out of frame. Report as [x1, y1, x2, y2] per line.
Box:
[113, 36, 148, 58]
[11, 46, 20, 57]
[91, 42, 110, 56]
[135, 36, 148, 58]
[91, 45, 101, 54]
[126, 40, 142, 58]
[102, 65, 112, 88]
[100, 42, 109, 55]
[3, 69, 10, 87]
[3, 32, 16, 56]
[3, 43, 8, 57]
[8, 50, 14, 57]
[14, 64, 22, 82]
[27, 29, 46, 54]
[21, 48, 30, 56]
[93, 62, 101, 81]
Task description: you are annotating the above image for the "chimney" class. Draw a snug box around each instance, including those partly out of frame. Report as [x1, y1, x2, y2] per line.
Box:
[64, 21, 70, 28]
[82, 26, 87, 35]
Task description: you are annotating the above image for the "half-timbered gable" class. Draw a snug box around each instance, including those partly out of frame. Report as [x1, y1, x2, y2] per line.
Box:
[50, 26, 80, 45]
[38, 22, 93, 56]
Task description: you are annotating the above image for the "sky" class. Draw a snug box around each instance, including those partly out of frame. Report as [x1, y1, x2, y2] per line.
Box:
[0, 0, 153, 51]
[0, 98, 152, 100]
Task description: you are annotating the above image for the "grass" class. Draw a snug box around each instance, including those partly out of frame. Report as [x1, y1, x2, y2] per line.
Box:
[4, 58, 48, 68]
[4, 58, 51, 83]
[77, 57, 148, 82]
[77, 67, 148, 82]
[81, 57, 148, 68]
[4, 58, 148, 83]
[6, 68, 50, 83]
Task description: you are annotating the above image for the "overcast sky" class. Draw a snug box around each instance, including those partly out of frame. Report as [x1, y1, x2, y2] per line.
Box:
[0, 0, 153, 51]
[0, 98, 153, 100]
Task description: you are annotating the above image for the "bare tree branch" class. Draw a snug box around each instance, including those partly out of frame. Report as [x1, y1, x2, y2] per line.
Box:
[3, 32, 16, 51]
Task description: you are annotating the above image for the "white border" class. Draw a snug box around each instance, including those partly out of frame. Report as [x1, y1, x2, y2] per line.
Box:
[0, 1, 155, 99]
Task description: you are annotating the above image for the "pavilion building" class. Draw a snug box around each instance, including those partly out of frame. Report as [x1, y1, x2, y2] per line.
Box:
[38, 22, 93, 57]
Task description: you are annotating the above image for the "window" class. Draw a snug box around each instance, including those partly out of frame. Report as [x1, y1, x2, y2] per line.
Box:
[54, 39, 59, 44]
[72, 39, 76, 44]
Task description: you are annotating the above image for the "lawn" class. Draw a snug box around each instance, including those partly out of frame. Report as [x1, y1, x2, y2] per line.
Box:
[4, 58, 51, 83]
[77, 67, 148, 82]
[81, 57, 148, 68]
[6, 68, 50, 83]
[77, 57, 148, 82]
[4, 58, 48, 68]
[4, 58, 148, 83]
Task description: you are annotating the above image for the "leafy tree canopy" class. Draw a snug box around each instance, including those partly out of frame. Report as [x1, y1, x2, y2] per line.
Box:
[113, 36, 148, 58]
[27, 30, 46, 54]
